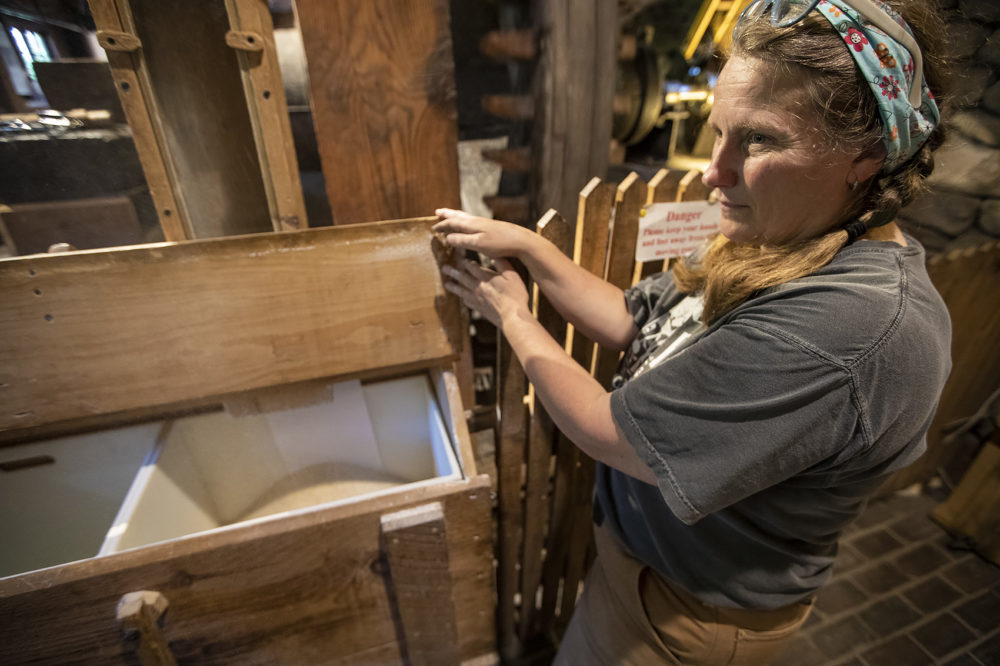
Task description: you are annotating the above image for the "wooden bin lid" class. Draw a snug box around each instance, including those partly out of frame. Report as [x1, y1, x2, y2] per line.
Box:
[0, 218, 463, 436]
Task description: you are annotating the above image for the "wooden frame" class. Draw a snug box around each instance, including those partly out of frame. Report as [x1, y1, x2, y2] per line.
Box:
[1, 218, 462, 436]
[0, 217, 493, 663]
[88, 0, 307, 240]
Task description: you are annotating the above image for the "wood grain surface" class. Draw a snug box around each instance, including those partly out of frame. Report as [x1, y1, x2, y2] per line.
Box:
[295, 0, 461, 224]
[0, 476, 495, 663]
[0, 219, 462, 433]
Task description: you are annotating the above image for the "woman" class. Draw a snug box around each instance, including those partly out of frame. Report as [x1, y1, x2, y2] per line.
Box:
[436, 0, 951, 662]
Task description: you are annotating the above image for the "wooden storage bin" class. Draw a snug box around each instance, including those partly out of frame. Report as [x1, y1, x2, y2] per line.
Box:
[0, 219, 495, 664]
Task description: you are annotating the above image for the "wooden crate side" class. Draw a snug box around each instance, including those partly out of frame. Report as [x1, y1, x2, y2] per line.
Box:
[0, 219, 462, 433]
[295, 0, 461, 225]
[0, 477, 495, 664]
[382, 502, 462, 666]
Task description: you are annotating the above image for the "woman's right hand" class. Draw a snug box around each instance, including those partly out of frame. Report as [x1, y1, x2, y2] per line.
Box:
[433, 208, 534, 260]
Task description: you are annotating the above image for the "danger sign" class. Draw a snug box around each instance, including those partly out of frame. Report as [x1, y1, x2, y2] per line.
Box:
[635, 201, 721, 262]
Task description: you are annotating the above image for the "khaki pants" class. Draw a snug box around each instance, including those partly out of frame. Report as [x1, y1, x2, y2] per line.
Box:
[554, 524, 813, 665]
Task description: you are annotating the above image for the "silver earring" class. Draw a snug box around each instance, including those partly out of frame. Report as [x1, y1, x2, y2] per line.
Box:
[848, 180, 858, 191]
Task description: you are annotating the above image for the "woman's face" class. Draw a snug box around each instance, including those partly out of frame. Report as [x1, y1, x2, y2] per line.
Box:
[703, 56, 881, 246]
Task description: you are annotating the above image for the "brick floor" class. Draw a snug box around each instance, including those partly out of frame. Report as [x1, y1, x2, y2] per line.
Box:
[774, 488, 1000, 666]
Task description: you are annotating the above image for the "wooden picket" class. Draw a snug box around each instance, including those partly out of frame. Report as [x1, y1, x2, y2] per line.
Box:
[495, 168, 705, 661]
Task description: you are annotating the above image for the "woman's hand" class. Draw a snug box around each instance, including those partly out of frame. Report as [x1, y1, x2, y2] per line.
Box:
[441, 257, 529, 329]
[434, 208, 533, 260]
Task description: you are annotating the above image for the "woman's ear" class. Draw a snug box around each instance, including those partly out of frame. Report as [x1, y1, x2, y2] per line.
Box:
[850, 142, 887, 185]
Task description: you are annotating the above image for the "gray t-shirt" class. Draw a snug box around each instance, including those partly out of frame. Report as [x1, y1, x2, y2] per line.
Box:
[601, 236, 952, 610]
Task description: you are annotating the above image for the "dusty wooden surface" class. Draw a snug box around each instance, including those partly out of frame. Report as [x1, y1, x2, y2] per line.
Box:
[0, 476, 495, 663]
[0, 197, 142, 256]
[295, 0, 461, 224]
[0, 219, 463, 433]
[125, 0, 272, 239]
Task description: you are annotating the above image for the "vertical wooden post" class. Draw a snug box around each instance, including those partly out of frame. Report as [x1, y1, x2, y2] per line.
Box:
[224, 0, 309, 232]
[519, 209, 572, 641]
[497, 312, 529, 659]
[88, 0, 191, 241]
[381, 502, 461, 666]
[538, 177, 615, 637]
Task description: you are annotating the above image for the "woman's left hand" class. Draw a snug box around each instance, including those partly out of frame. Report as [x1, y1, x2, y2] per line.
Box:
[441, 258, 529, 329]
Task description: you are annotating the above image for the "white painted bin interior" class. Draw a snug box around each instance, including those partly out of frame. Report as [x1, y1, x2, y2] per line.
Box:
[0, 374, 461, 577]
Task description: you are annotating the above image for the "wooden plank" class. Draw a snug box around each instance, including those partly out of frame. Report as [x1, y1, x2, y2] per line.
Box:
[382, 502, 461, 666]
[431, 367, 479, 478]
[635, 168, 685, 283]
[534, 0, 617, 224]
[538, 177, 615, 637]
[0, 197, 142, 256]
[0, 218, 463, 434]
[87, 0, 191, 241]
[932, 442, 1000, 566]
[125, 0, 273, 239]
[496, 332, 528, 659]
[295, 0, 461, 225]
[593, 172, 646, 386]
[519, 209, 571, 641]
[224, 0, 309, 232]
[677, 168, 712, 203]
[552, 172, 647, 635]
[0, 476, 495, 663]
[883, 241, 1000, 492]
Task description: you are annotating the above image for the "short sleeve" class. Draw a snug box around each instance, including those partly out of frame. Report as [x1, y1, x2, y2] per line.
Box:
[610, 321, 863, 525]
[623, 272, 677, 330]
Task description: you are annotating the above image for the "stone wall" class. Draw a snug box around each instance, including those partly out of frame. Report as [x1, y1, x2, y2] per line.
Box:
[900, 0, 1000, 253]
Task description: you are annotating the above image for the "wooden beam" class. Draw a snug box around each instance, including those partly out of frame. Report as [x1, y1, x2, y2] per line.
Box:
[87, 0, 191, 241]
[534, 0, 617, 224]
[0, 219, 463, 433]
[519, 209, 571, 640]
[224, 0, 309, 232]
[382, 502, 462, 666]
[295, 0, 461, 225]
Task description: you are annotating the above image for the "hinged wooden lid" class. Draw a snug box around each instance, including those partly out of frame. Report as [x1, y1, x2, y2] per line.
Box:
[0, 218, 462, 435]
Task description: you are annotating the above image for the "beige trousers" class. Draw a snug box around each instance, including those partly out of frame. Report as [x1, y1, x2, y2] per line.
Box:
[554, 524, 813, 665]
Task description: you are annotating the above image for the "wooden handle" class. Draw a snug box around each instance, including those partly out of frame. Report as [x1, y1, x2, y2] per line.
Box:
[97, 30, 141, 52]
[116, 591, 177, 666]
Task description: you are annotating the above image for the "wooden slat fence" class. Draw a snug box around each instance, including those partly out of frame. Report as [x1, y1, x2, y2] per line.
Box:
[494, 170, 1000, 662]
[495, 168, 702, 661]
